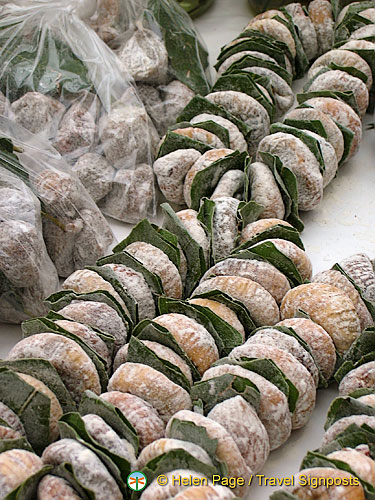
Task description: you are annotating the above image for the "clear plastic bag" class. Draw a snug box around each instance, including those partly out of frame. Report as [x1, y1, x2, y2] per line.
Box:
[88, 0, 211, 135]
[0, 0, 157, 223]
[0, 162, 59, 324]
[0, 115, 115, 278]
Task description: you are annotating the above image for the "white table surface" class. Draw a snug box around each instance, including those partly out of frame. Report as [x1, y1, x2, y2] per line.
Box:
[1, 1, 374, 498]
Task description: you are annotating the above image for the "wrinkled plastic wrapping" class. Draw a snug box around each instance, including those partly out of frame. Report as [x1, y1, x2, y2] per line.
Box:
[0, 0, 157, 223]
[0, 165, 59, 324]
[88, 0, 211, 135]
[0, 116, 115, 279]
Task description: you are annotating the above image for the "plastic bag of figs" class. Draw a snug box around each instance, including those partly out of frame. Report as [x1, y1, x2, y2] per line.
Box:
[87, 0, 211, 135]
[0, 159, 59, 323]
[0, 116, 115, 280]
[0, 0, 157, 223]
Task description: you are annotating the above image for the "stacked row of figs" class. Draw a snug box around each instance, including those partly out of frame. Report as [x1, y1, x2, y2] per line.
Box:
[1, 196, 375, 499]
[153, 0, 375, 222]
[271, 324, 375, 499]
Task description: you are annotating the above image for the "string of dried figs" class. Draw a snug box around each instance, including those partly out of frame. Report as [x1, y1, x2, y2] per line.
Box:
[269, 277, 375, 499]
[153, 0, 375, 227]
[2, 198, 375, 498]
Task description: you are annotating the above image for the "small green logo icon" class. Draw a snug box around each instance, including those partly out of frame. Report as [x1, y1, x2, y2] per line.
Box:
[127, 471, 147, 491]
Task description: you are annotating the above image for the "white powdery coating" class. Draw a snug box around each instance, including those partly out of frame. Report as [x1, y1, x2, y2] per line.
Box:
[154, 149, 202, 205]
[217, 50, 277, 76]
[125, 241, 182, 299]
[7, 333, 101, 403]
[54, 319, 110, 368]
[173, 127, 224, 149]
[42, 439, 122, 500]
[54, 99, 98, 156]
[193, 275, 280, 326]
[176, 209, 210, 264]
[0, 449, 43, 499]
[101, 163, 155, 223]
[113, 340, 193, 385]
[139, 469, 209, 500]
[248, 162, 285, 219]
[82, 414, 136, 467]
[191, 114, 247, 152]
[339, 362, 375, 396]
[360, 7, 375, 22]
[300, 129, 338, 188]
[257, 132, 323, 212]
[313, 269, 373, 331]
[171, 485, 235, 500]
[99, 104, 150, 165]
[241, 218, 292, 242]
[229, 342, 316, 429]
[277, 318, 336, 380]
[327, 449, 375, 485]
[341, 39, 375, 51]
[16, 372, 63, 442]
[246, 19, 296, 57]
[254, 238, 313, 281]
[37, 474, 82, 499]
[211, 170, 245, 200]
[248, 328, 319, 387]
[118, 28, 169, 85]
[102, 263, 155, 320]
[308, 49, 373, 90]
[358, 394, 375, 407]
[166, 411, 251, 497]
[243, 66, 294, 118]
[202, 364, 291, 450]
[307, 70, 369, 116]
[62, 269, 128, 313]
[108, 362, 192, 423]
[188, 298, 245, 340]
[153, 313, 219, 375]
[10, 92, 65, 136]
[281, 283, 361, 355]
[136, 438, 212, 470]
[183, 149, 234, 207]
[212, 197, 240, 260]
[0, 402, 25, 435]
[100, 391, 165, 449]
[59, 300, 128, 352]
[287, 468, 365, 500]
[285, 106, 344, 162]
[350, 24, 375, 41]
[308, 0, 334, 55]
[73, 153, 114, 203]
[285, 3, 318, 60]
[208, 396, 270, 473]
[201, 258, 290, 305]
[322, 416, 375, 447]
[206, 91, 270, 153]
[340, 253, 375, 302]
[305, 97, 362, 159]
[158, 80, 195, 132]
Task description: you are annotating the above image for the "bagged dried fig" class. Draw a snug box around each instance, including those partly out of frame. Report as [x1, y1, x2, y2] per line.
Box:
[0, 159, 59, 323]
